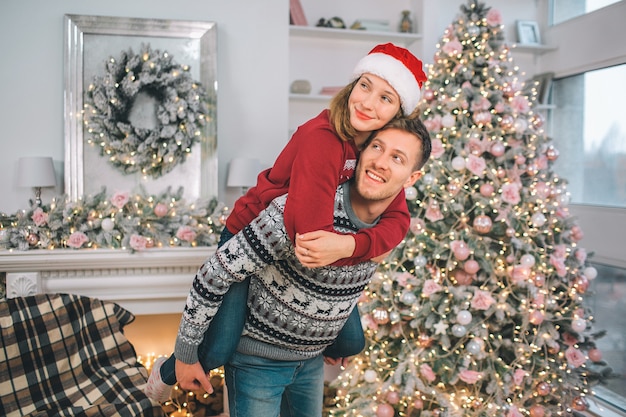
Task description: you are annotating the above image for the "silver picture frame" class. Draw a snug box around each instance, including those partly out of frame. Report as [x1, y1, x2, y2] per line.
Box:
[63, 14, 217, 201]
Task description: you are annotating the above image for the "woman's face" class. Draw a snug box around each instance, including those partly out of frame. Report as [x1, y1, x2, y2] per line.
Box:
[348, 73, 402, 135]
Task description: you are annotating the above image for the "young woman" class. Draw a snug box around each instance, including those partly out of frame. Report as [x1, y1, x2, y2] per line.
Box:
[145, 43, 427, 402]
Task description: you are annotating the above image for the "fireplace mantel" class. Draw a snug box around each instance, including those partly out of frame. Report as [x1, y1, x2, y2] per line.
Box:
[1, 247, 215, 315]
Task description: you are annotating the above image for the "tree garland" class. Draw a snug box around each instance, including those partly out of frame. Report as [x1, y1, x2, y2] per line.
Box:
[84, 43, 213, 178]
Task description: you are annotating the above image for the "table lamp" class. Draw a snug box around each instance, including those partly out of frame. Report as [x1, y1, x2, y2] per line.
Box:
[17, 157, 57, 206]
[227, 157, 261, 194]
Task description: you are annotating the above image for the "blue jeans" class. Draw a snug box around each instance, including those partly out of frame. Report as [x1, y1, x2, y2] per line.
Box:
[225, 351, 324, 417]
[160, 227, 365, 384]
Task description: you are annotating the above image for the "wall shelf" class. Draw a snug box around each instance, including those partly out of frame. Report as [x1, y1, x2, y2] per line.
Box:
[512, 43, 558, 55]
[289, 25, 421, 46]
[289, 93, 333, 102]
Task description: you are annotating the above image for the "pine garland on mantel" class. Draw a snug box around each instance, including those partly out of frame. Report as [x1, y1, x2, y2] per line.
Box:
[0, 187, 226, 252]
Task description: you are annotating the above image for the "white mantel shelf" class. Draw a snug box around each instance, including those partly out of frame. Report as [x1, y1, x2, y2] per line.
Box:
[1, 247, 216, 315]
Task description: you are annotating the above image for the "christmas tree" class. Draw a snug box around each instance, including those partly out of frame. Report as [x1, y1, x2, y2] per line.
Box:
[330, 1, 612, 416]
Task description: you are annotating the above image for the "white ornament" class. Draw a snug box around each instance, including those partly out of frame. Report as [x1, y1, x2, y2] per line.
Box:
[364, 369, 378, 383]
[400, 291, 417, 305]
[451, 324, 467, 337]
[422, 173, 435, 185]
[584, 266, 598, 280]
[451, 156, 466, 171]
[466, 339, 484, 355]
[101, 218, 115, 232]
[531, 212, 547, 227]
[404, 186, 418, 200]
[520, 254, 536, 267]
[456, 310, 473, 325]
[571, 318, 586, 333]
[413, 255, 427, 268]
[442, 113, 455, 128]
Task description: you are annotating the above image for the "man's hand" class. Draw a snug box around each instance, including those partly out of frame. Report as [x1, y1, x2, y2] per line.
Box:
[175, 359, 214, 394]
[295, 231, 355, 267]
[323, 356, 350, 368]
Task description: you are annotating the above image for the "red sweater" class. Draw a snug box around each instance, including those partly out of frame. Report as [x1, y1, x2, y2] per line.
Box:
[226, 110, 409, 266]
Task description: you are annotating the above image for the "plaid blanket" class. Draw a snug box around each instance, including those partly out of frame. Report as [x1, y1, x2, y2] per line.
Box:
[0, 293, 165, 417]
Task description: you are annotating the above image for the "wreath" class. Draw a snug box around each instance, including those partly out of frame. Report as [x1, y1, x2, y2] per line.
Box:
[83, 43, 212, 178]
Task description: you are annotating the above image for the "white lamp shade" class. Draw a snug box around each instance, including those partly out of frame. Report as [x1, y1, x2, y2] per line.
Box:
[227, 157, 262, 188]
[17, 157, 57, 188]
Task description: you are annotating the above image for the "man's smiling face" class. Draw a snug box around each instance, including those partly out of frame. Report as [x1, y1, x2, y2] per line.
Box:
[354, 127, 423, 205]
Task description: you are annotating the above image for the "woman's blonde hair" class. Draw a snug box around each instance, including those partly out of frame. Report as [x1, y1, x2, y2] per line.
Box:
[328, 77, 403, 143]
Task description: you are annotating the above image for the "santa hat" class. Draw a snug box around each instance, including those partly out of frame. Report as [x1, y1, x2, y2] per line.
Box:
[352, 43, 427, 115]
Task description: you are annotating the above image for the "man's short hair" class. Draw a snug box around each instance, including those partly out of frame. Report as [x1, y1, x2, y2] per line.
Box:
[373, 117, 432, 170]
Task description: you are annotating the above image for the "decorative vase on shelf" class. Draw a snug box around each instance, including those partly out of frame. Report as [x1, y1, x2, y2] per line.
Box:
[399, 10, 413, 33]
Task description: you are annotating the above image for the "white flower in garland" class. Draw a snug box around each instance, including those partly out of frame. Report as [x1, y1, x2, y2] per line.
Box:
[83, 43, 213, 178]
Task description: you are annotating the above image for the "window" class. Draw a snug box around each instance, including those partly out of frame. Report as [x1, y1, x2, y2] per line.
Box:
[551, 64, 626, 209]
[551, 0, 623, 25]
[585, 262, 626, 412]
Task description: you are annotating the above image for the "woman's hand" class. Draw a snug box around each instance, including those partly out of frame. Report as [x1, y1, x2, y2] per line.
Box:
[175, 359, 214, 393]
[295, 231, 355, 267]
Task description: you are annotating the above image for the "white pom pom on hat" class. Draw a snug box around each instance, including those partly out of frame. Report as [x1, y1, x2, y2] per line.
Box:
[352, 43, 427, 115]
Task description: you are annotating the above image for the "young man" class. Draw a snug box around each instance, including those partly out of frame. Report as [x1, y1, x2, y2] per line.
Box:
[160, 117, 430, 417]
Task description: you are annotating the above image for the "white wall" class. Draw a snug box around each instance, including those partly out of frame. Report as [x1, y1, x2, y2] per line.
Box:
[0, 0, 289, 213]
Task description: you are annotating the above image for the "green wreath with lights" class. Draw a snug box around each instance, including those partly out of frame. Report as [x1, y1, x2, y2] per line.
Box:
[83, 43, 211, 178]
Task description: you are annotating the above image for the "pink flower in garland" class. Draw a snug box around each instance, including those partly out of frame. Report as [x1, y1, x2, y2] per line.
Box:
[458, 369, 482, 384]
[111, 191, 130, 209]
[420, 364, 436, 382]
[130, 234, 148, 251]
[565, 346, 587, 368]
[176, 225, 197, 243]
[422, 279, 443, 297]
[513, 368, 526, 386]
[67, 231, 88, 249]
[425, 200, 444, 222]
[31, 207, 49, 226]
[501, 182, 521, 205]
[510, 95, 530, 113]
[429, 138, 445, 159]
[423, 115, 443, 133]
[467, 154, 486, 177]
[486, 8, 502, 26]
[443, 37, 463, 56]
[471, 289, 495, 310]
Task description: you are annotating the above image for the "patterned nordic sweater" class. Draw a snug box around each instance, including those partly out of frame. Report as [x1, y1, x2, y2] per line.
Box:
[175, 182, 378, 364]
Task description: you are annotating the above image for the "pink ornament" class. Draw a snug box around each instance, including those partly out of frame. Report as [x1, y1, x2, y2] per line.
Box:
[574, 275, 589, 294]
[154, 203, 168, 217]
[536, 381, 551, 396]
[376, 403, 395, 417]
[473, 215, 492, 234]
[372, 308, 390, 325]
[451, 240, 470, 260]
[588, 348, 603, 362]
[501, 114, 514, 129]
[490, 141, 505, 157]
[533, 274, 546, 287]
[386, 391, 400, 405]
[546, 146, 559, 161]
[423, 89, 435, 101]
[447, 181, 461, 195]
[529, 405, 545, 417]
[27, 233, 39, 246]
[454, 269, 474, 286]
[413, 398, 424, 409]
[572, 396, 588, 411]
[464, 259, 480, 274]
[480, 183, 494, 197]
